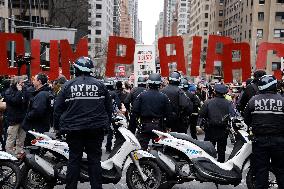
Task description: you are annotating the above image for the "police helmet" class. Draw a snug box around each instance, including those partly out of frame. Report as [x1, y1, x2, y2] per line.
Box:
[73, 57, 94, 73]
[180, 78, 189, 89]
[258, 75, 277, 92]
[104, 78, 115, 90]
[137, 77, 147, 86]
[169, 71, 181, 85]
[214, 84, 229, 94]
[147, 73, 162, 88]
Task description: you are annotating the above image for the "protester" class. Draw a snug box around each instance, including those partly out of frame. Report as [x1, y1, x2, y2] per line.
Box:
[4, 76, 28, 157]
[22, 73, 52, 133]
[244, 75, 284, 189]
[54, 57, 112, 189]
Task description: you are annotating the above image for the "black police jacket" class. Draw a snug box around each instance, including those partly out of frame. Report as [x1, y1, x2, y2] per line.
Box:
[4, 86, 27, 125]
[53, 76, 112, 131]
[238, 82, 259, 112]
[22, 84, 52, 133]
[198, 95, 233, 140]
[244, 92, 284, 136]
[161, 85, 193, 118]
[133, 89, 171, 119]
[185, 91, 201, 113]
[124, 87, 146, 111]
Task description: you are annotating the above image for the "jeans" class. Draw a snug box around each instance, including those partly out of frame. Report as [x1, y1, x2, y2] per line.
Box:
[65, 128, 104, 189]
[253, 136, 284, 189]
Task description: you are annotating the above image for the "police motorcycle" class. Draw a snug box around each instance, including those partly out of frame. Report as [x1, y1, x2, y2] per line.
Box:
[21, 114, 162, 189]
[0, 151, 22, 188]
[150, 115, 277, 189]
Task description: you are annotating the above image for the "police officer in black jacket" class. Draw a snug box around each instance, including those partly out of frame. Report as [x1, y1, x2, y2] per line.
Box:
[197, 84, 234, 163]
[238, 70, 266, 113]
[54, 57, 112, 189]
[132, 73, 171, 150]
[161, 72, 193, 133]
[124, 77, 147, 133]
[180, 79, 201, 139]
[244, 75, 284, 189]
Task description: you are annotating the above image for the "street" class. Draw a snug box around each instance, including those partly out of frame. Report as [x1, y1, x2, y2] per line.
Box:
[54, 134, 248, 189]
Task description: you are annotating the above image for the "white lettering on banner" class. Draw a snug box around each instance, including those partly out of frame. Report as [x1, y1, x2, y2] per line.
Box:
[254, 99, 283, 112]
[69, 84, 100, 100]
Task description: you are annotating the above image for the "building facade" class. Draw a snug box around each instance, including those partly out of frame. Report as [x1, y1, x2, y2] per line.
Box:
[0, 0, 8, 32]
[89, 0, 113, 58]
[177, 0, 190, 36]
[188, 0, 210, 76]
[113, 0, 121, 36]
[120, 0, 132, 38]
[163, 0, 177, 36]
[211, 0, 284, 76]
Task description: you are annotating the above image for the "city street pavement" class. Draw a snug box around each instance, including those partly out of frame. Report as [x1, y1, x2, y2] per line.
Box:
[54, 133, 248, 189]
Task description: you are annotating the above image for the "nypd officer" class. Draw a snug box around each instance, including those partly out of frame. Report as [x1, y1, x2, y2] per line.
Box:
[124, 77, 147, 133]
[197, 84, 234, 163]
[244, 75, 284, 189]
[180, 79, 201, 139]
[54, 57, 112, 189]
[161, 72, 193, 133]
[132, 73, 171, 150]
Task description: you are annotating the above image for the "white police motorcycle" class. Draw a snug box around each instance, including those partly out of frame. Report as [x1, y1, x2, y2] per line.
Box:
[150, 115, 278, 189]
[21, 115, 162, 189]
[0, 151, 21, 188]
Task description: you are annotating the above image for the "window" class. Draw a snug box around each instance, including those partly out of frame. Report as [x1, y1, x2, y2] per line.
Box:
[95, 38, 101, 43]
[205, 13, 208, 18]
[96, 4, 102, 9]
[259, 0, 265, 5]
[275, 12, 284, 21]
[272, 62, 281, 71]
[218, 21, 222, 27]
[95, 30, 101, 35]
[274, 29, 284, 37]
[204, 39, 208, 44]
[204, 22, 208, 27]
[277, 0, 284, 3]
[96, 13, 102, 18]
[205, 5, 209, 10]
[204, 30, 208, 35]
[258, 12, 264, 21]
[95, 21, 101, 27]
[219, 10, 223, 16]
[257, 29, 263, 38]
[249, 30, 251, 39]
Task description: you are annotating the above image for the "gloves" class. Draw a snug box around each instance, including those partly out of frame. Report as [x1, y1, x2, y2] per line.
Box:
[196, 126, 204, 134]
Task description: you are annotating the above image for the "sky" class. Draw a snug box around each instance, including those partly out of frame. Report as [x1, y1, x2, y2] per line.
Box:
[138, 0, 164, 45]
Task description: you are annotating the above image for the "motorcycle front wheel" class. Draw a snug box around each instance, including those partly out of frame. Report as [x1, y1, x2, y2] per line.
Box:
[126, 160, 162, 189]
[21, 165, 55, 189]
[0, 161, 21, 189]
[246, 167, 278, 189]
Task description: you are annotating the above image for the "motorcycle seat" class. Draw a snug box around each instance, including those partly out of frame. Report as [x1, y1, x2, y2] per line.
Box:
[169, 132, 217, 158]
